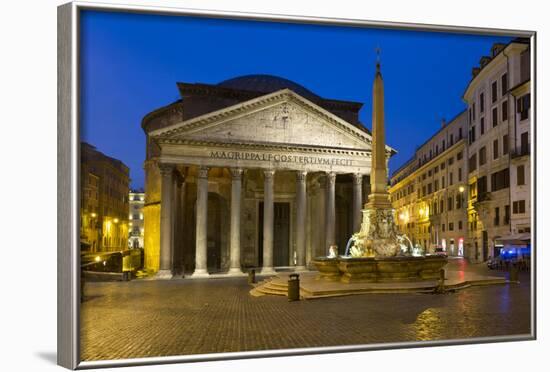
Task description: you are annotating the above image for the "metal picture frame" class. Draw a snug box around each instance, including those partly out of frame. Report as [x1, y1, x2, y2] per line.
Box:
[57, 1, 536, 369]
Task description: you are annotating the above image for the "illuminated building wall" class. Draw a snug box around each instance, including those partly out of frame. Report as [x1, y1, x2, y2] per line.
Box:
[390, 112, 468, 257]
[129, 190, 145, 249]
[81, 142, 130, 252]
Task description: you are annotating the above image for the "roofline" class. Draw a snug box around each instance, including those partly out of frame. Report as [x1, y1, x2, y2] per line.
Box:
[390, 109, 466, 177]
[462, 38, 530, 101]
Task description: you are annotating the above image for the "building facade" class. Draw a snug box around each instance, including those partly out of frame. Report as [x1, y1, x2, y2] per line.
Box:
[142, 74, 395, 277]
[390, 39, 532, 262]
[129, 190, 145, 249]
[463, 39, 531, 261]
[81, 142, 130, 252]
[390, 112, 468, 257]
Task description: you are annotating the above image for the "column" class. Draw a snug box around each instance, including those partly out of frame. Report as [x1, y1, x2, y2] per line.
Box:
[228, 168, 244, 275]
[192, 166, 209, 277]
[325, 172, 336, 252]
[261, 169, 276, 275]
[176, 175, 186, 277]
[157, 163, 174, 279]
[295, 171, 307, 270]
[352, 173, 363, 233]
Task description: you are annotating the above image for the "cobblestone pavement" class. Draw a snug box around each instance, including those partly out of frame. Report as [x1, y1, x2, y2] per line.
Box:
[80, 259, 532, 361]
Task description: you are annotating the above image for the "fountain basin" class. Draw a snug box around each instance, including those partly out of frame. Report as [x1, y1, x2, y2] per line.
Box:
[313, 255, 448, 283]
[312, 257, 341, 281]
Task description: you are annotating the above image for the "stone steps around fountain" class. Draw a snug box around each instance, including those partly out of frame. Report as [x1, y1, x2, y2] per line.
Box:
[248, 270, 509, 299]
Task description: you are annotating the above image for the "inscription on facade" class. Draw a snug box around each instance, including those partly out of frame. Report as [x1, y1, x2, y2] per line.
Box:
[210, 151, 354, 167]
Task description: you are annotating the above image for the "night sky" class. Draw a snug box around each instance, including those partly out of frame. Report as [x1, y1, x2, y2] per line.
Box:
[80, 10, 513, 190]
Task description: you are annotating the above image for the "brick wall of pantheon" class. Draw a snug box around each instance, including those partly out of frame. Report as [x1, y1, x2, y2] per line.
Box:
[141, 75, 396, 278]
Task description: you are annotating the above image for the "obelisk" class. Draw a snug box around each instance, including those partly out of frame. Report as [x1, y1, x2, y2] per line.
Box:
[355, 54, 400, 257]
[366, 58, 391, 209]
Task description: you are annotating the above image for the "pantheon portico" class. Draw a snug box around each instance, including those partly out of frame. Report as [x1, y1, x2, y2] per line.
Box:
[141, 75, 396, 278]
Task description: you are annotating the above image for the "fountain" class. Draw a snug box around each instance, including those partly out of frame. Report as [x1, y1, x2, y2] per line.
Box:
[313, 56, 447, 283]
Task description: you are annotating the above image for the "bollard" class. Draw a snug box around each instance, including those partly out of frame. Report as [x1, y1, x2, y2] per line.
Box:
[248, 269, 256, 284]
[510, 263, 519, 282]
[288, 273, 300, 301]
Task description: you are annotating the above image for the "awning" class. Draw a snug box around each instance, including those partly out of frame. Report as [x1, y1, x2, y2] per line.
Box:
[495, 233, 531, 244]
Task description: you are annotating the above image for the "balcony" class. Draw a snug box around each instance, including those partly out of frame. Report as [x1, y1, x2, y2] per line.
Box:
[511, 146, 530, 159]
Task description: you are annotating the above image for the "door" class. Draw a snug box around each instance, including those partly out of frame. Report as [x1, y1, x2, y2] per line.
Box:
[273, 203, 290, 266]
[258, 202, 290, 267]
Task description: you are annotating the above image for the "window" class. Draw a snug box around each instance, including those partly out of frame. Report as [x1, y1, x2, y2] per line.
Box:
[427, 183, 433, 194]
[441, 162, 446, 170]
[449, 222, 454, 231]
[422, 173, 427, 180]
[447, 197, 453, 211]
[422, 185, 426, 197]
[479, 147, 487, 166]
[503, 134, 509, 155]
[428, 170, 432, 177]
[457, 151, 463, 160]
[455, 194, 462, 209]
[469, 154, 477, 172]
[459, 127, 463, 140]
[442, 224, 446, 232]
[442, 176, 445, 188]
[502, 100, 508, 121]
[492, 81, 498, 103]
[491, 169, 510, 192]
[434, 180, 439, 191]
[501, 73, 508, 96]
[494, 207, 500, 226]
[434, 166, 439, 174]
[440, 200, 444, 213]
[473, 102, 476, 120]
[492, 107, 498, 127]
[448, 157, 454, 166]
[480, 117, 485, 135]
[480, 93, 485, 113]
[442, 140, 446, 151]
[458, 167, 463, 182]
[450, 134, 454, 146]
[449, 171, 454, 185]
[458, 220, 463, 230]
[504, 205, 510, 224]
[478, 176, 488, 197]
[493, 139, 499, 160]
[469, 126, 476, 144]
[513, 200, 526, 214]
[517, 165, 525, 185]
[517, 94, 530, 121]
[521, 132, 529, 155]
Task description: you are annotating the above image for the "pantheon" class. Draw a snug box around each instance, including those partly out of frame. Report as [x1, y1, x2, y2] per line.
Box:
[141, 74, 396, 278]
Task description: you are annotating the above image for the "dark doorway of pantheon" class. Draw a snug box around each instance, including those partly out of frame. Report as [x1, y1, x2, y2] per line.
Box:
[258, 202, 290, 267]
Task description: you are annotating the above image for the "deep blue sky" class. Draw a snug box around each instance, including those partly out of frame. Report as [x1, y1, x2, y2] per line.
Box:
[80, 10, 513, 189]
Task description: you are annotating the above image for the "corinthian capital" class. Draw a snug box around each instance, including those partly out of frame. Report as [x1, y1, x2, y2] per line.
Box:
[326, 171, 336, 184]
[352, 173, 363, 186]
[230, 167, 243, 180]
[296, 171, 308, 183]
[197, 166, 209, 179]
[158, 163, 174, 177]
[264, 169, 275, 180]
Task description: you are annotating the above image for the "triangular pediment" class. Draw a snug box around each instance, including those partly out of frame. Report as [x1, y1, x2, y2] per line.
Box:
[151, 89, 378, 151]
